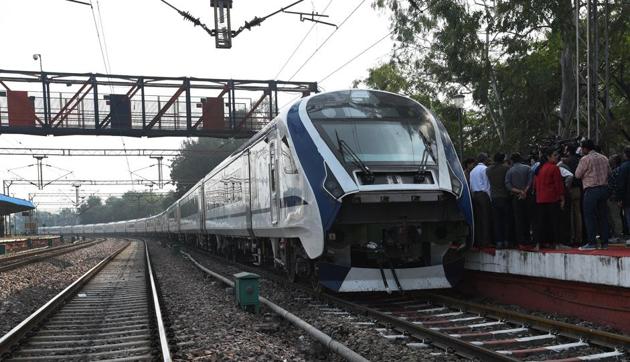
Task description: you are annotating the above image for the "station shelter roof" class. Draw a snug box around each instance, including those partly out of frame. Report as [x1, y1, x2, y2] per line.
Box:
[0, 194, 35, 215]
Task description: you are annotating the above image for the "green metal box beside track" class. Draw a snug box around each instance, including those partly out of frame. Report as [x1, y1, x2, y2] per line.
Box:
[233, 272, 260, 313]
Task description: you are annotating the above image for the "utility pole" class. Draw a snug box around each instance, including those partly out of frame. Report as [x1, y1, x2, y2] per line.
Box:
[591, 0, 599, 144]
[150, 156, 164, 189]
[72, 183, 81, 226]
[604, 0, 610, 129]
[2, 180, 12, 237]
[72, 183, 81, 208]
[575, 0, 580, 136]
[33, 155, 48, 190]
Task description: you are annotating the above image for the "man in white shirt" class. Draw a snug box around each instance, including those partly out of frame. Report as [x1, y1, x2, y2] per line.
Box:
[470, 153, 492, 246]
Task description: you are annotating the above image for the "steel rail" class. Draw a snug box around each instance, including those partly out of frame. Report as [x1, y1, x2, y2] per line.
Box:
[181, 246, 627, 361]
[0, 238, 93, 262]
[0, 241, 131, 356]
[184, 248, 519, 361]
[181, 251, 369, 362]
[0, 239, 104, 273]
[145, 242, 172, 362]
[322, 293, 519, 362]
[419, 292, 630, 350]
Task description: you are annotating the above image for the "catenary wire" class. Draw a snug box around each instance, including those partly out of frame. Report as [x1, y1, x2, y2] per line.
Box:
[288, 0, 367, 81]
[89, 1, 136, 190]
[274, 0, 334, 80]
[319, 31, 393, 83]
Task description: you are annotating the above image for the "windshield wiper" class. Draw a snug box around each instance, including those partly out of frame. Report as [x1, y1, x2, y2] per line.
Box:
[415, 130, 436, 183]
[335, 131, 375, 185]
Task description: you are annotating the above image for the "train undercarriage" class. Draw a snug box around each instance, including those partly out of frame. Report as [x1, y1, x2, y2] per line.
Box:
[168, 216, 467, 292]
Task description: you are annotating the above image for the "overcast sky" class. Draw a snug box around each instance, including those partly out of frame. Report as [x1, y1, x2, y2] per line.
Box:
[0, 0, 395, 211]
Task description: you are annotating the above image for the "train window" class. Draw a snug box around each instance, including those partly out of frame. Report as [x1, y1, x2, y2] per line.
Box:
[307, 90, 438, 166]
[281, 137, 298, 174]
[282, 150, 297, 174]
[270, 142, 276, 192]
[181, 199, 193, 218]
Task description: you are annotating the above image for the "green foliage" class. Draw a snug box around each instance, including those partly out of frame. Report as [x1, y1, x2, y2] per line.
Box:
[76, 191, 177, 224]
[37, 208, 77, 227]
[169, 137, 244, 198]
[369, 0, 630, 156]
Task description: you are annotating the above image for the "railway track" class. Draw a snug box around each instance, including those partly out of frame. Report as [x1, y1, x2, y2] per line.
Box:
[326, 293, 628, 361]
[0, 240, 171, 361]
[183, 246, 629, 361]
[0, 238, 104, 273]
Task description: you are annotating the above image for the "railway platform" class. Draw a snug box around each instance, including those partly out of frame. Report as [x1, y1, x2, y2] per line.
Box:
[462, 245, 630, 334]
[0, 235, 62, 255]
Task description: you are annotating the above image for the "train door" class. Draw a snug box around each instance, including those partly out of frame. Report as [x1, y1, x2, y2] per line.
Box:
[269, 133, 280, 225]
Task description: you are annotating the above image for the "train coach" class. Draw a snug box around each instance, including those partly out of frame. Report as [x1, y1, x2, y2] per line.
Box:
[41, 89, 473, 292]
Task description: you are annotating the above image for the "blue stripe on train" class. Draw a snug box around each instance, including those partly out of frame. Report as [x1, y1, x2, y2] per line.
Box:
[433, 114, 474, 240]
[286, 102, 341, 231]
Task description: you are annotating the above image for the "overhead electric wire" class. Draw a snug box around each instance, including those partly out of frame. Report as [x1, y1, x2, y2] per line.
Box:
[274, 0, 334, 80]
[233, 0, 305, 37]
[319, 30, 393, 83]
[95, 0, 113, 77]
[88, 0, 136, 189]
[65, 0, 91, 6]
[160, 0, 214, 37]
[288, 0, 367, 81]
[88, 1, 112, 77]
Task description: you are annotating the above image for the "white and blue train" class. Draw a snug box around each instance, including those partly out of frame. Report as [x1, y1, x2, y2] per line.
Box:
[40, 89, 473, 292]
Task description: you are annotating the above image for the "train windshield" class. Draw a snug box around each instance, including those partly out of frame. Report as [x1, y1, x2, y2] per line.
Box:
[306, 90, 437, 165]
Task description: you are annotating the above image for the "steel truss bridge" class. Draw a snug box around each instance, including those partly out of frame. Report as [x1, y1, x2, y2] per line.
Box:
[0, 69, 317, 138]
[0, 147, 230, 157]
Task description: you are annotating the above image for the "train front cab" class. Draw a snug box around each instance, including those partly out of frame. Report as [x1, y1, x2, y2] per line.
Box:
[292, 89, 473, 292]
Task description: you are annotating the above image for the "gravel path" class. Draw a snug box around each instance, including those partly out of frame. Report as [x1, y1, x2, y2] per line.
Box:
[177, 244, 460, 361]
[147, 241, 330, 362]
[0, 238, 126, 336]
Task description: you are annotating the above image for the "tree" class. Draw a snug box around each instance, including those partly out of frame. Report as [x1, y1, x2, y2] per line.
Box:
[372, 0, 629, 154]
[169, 137, 243, 198]
[75, 192, 177, 224]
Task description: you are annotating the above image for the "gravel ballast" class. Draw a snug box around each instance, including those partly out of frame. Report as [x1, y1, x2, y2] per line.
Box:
[0, 238, 126, 335]
[164, 242, 460, 361]
[147, 240, 333, 362]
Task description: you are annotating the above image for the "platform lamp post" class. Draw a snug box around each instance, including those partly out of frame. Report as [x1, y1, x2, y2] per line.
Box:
[452, 94, 465, 159]
[33, 53, 43, 73]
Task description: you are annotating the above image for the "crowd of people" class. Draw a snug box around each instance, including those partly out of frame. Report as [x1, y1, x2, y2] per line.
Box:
[463, 139, 630, 250]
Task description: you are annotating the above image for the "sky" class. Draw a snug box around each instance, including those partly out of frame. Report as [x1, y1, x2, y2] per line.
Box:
[0, 0, 395, 212]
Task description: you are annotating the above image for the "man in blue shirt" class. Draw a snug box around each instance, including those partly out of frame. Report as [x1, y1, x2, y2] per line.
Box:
[470, 153, 492, 246]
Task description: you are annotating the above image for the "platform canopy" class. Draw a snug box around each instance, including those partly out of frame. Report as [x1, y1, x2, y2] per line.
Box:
[0, 194, 35, 215]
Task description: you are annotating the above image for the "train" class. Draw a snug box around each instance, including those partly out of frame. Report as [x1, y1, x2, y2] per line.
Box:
[40, 89, 473, 292]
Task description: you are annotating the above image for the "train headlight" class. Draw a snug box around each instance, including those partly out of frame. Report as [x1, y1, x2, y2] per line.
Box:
[324, 164, 344, 199]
